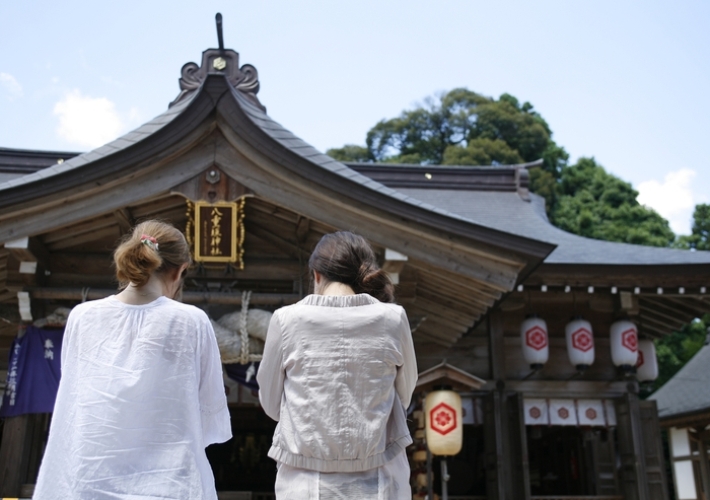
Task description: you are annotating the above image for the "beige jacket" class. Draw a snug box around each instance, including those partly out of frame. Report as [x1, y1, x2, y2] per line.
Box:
[257, 293, 417, 473]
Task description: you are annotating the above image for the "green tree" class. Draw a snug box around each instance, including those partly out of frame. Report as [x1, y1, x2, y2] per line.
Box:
[328, 88, 675, 247]
[326, 144, 371, 163]
[552, 158, 675, 247]
[674, 204, 710, 250]
[651, 315, 709, 393]
[333, 88, 560, 170]
[442, 138, 523, 166]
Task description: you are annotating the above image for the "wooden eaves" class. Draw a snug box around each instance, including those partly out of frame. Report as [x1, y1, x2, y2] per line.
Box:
[0, 47, 557, 348]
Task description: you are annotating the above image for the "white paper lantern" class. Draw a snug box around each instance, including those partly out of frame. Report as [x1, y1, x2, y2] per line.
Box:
[425, 390, 463, 456]
[565, 317, 595, 370]
[610, 319, 638, 369]
[636, 340, 659, 382]
[520, 315, 549, 369]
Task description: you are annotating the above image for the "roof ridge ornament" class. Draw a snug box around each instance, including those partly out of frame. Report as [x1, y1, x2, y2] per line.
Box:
[169, 13, 264, 111]
[216, 13, 225, 53]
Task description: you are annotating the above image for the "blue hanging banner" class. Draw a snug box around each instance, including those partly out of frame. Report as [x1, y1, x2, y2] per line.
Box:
[0, 326, 64, 417]
[224, 362, 260, 392]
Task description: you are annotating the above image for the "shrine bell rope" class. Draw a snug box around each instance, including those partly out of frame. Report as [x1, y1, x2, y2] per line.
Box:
[219, 290, 263, 365]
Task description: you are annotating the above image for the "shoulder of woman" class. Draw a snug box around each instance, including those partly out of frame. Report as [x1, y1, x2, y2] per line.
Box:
[377, 301, 406, 316]
[272, 303, 297, 318]
[388, 303, 410, 330]
[69, 297, 110, 317]
[161, 299, 211, 325]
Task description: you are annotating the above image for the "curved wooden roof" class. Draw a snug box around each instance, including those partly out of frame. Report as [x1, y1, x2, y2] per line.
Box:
[0, 48, 562, 347]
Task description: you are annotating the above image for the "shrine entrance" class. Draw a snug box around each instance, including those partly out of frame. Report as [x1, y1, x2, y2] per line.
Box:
[207, 407, 277, 497]
[527, 426, 618, 497]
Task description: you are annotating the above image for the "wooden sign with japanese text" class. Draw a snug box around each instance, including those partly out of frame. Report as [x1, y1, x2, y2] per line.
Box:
[192, 200, 245, 266]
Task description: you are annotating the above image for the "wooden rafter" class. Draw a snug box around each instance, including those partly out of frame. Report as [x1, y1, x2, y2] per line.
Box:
[644, 297, 709, 320]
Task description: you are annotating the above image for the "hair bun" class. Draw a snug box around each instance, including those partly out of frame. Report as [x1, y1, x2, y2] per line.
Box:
[114, 236, 163, 287]
[357, 266, 394, 303]
[113, 220, 191, 289]
[309, 231, 395, 303]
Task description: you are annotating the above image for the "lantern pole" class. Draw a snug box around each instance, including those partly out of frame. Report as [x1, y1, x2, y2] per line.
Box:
[426, 448, 433, 500]
[441, 457, 450, 500]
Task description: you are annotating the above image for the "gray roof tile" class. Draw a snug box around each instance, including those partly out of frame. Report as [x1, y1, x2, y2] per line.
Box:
[231, 89, 482, 230]
[395, 188, 710, 265]
[650, 341, 710, 418]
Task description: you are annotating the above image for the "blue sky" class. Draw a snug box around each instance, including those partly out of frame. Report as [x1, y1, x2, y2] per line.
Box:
[1, 1, 708, 235]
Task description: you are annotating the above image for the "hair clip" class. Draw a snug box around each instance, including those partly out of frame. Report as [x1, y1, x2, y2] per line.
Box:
[140, 234, 159, 251]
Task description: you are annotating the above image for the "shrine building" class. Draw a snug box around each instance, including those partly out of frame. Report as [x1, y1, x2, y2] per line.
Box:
[1, 36, 709, 500]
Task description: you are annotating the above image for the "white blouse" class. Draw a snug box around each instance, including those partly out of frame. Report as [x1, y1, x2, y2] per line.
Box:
[33, 296, 231, 500]
[257, 294, 418, 474]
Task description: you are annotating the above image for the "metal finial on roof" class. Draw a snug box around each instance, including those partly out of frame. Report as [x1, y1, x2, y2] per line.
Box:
[215, 13, 224, 52]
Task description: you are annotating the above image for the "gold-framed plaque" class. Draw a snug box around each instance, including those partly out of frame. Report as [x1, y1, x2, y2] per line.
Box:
[192, 199, 245, 266]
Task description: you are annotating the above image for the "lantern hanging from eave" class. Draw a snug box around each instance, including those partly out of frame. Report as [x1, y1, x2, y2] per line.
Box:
[565, 316, 595, 370]
[521, 314, 549, 369]
[424, 388, 463, 456]
[636, 339, 659, 382]
[610, 319, 638, 370]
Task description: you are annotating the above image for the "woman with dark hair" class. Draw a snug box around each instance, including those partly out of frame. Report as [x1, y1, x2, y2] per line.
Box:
[33, 220, 231, 500]
[257, 231, 417, 499]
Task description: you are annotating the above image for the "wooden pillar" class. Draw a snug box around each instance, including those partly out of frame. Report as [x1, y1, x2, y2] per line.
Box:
[485, 310, 506, 499]
[638, 400, 670, 500]
[615, 388, 652, 500]
[697, 428, 710, 500]
[488, 310, 505, 383]
[484, 390, 506, 500]
[504, 392, 531, 500]
[484, 309, 531, 500]
[0, 415, 33, 497]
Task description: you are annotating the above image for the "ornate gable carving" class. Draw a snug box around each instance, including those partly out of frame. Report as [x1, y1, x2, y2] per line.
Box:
[169, 48, 264, 111]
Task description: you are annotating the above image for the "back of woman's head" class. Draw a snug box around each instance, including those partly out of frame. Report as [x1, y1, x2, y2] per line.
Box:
[114, 220, 191, 288]
[308, 231, 394, 303]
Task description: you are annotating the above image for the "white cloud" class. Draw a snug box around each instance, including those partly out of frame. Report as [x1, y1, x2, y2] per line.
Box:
[637, 168, 699, 235]
[53, 90, 124, 148]
[128, 106, 142, 123]
[0, 73, 23, 101]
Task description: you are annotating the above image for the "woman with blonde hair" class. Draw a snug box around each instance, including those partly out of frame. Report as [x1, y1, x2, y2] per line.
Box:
[258, 231, 417, 500]
[34, 220, 231, 500]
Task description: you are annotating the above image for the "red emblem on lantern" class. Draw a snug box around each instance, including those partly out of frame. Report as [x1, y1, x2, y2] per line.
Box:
[525, 326, 548, 351]
[585, 408, 597, 420]
[430, 402, 457, 435]
[621, 328, 638, 352]
[571, 328, 593, 352]
[558, 407, 570, 419]
[529, 406, 542, 419]
[636, 350, 645, 368]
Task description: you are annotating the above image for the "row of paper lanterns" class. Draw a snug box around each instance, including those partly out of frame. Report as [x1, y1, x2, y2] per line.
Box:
[520, 315, 658, 381]
[421, 316, 659, 458]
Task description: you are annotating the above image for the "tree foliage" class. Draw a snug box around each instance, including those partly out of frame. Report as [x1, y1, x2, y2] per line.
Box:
[326, 144, 371, 163]
[328, 88, 558, 170]
[328, 87, 676, 247]
[650, 315, 709, 393]
[329, 87, 708, 397]
[673, 204, 710, 250]
[552, 158, 675, 247]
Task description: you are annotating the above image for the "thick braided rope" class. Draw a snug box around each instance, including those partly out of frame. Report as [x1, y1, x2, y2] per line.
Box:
[239, 290, 252, 365]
